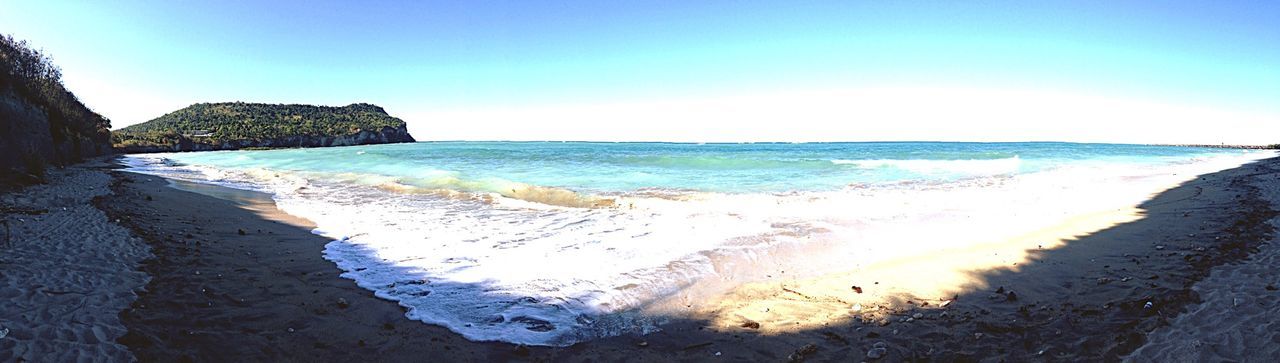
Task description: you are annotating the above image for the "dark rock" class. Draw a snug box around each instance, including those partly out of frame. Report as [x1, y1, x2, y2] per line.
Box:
[788, 343, 818, 362]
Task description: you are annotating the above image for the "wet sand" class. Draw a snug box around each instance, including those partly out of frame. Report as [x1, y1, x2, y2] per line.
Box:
[97, 172, 522, 362]
[5, 156, 1279, 361]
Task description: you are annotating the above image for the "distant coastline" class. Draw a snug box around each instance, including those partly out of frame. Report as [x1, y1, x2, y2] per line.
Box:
[112, 102, 416, 154]
[1155, 143, 1279, 150]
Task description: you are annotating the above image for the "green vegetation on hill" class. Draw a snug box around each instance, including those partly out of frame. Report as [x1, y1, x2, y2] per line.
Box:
[0, 33, 113, 183]
[113, 102, 412, 150]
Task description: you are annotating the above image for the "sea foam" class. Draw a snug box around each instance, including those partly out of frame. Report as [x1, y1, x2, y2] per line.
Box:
[121, 143, 1275, 346]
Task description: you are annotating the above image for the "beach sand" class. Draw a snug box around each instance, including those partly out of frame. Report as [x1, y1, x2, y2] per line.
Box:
[96, 171, 524, 362]
[1127, 164, 1280, 362]
[0, 161, 151, 361]
[3, 156, 1279, 361]
[688, 158, 1280, 361]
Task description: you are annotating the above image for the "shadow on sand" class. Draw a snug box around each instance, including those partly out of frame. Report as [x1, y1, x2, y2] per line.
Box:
[106, 158, 1278, 362]
[542, 157, 1277, 362]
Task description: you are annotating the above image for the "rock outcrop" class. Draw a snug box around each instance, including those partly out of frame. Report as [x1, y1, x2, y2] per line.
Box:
[2, 34, 114, 185]
[0, 85, 113, 178]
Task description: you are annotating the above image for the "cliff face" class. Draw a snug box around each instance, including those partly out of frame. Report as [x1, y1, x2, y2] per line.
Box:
[114, 125, 415, 153]
[0, 85, 113, 176]
[1, 34, 114, 185]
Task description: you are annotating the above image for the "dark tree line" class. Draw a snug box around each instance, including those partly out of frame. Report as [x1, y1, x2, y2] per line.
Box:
[1, 33, 113, 149]
[1, 33, 113, 179]
[113, 102, 407, 148]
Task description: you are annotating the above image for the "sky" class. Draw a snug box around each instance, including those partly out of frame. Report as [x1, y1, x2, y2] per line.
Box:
[2, 0, 1278, 144]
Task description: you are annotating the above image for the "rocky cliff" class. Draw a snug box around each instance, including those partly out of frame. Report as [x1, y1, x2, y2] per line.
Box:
[0, 83, 114, 182]
[2, 34, 115, 185]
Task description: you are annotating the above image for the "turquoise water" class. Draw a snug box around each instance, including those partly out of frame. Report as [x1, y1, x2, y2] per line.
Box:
[124, 142, 1265, 346]
[142, 141, 1232, 194]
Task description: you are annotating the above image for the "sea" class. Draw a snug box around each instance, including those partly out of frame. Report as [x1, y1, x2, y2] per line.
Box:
[121, 141, 1273, 346]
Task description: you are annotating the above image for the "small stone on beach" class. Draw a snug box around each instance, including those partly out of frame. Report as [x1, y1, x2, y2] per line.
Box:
[788, 343, 818, 362]
[867, 347, 887, 359]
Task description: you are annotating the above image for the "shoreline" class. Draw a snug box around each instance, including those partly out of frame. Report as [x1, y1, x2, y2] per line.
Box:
[111, 155, 1280, 361]
[2, 156, 1278, 360]
[96, 169, 522, 361]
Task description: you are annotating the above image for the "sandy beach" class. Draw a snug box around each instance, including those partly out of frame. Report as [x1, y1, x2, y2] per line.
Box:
[0, 156, 1277, 361]
[0, 161, 151, 361]
[6, 1, 1278, 360]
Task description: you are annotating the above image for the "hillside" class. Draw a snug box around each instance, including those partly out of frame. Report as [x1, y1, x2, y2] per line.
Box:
[0, 33, 114, 185]
[113, 102, 416, 153]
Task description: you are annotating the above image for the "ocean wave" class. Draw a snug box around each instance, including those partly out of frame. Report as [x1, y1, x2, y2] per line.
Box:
[117, 147, 1274, 347]
[831, 156, 1022, 175]
[128, 155, 615, 209]
[624, 155, 833, 170]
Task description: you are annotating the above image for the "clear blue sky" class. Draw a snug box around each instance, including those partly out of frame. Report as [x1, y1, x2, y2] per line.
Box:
[2, 1, 1278, 143]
